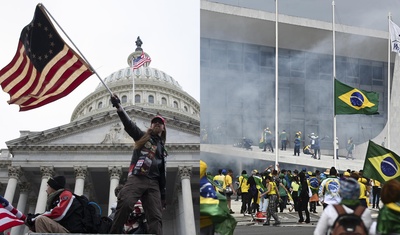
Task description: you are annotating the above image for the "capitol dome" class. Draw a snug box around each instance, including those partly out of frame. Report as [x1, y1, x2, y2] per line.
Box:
[71, 47, 200, 123]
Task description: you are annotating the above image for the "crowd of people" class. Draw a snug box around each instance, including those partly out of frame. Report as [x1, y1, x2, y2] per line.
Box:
[204, 163, 400, 235]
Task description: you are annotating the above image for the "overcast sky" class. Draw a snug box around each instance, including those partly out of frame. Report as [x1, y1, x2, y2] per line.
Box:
[0, 0, 199, 149]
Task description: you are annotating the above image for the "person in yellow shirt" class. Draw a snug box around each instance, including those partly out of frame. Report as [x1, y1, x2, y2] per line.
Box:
[290, 175, 300, 212]
[213, 169, 226, 195]
[350, 172, 368, 207]
[225, 169, 236, 214]
[238, 170, 250, 215]
[259, 175, 281, 226]
[371, 179, 381, 209]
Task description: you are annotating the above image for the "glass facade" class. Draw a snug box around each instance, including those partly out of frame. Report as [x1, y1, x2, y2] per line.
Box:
[201, 38, 390, 151]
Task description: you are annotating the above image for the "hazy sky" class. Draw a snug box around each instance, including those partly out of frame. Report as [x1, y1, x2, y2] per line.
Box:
[0, 1, 199, 149]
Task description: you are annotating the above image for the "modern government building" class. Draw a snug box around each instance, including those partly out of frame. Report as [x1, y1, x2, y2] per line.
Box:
[0, 45, 200, 234]
[200, 0, 398, 158]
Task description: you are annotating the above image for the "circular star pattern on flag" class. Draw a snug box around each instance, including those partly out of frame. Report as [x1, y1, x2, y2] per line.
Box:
[381, 156, 398, 177]
[350, 92, 365, 107]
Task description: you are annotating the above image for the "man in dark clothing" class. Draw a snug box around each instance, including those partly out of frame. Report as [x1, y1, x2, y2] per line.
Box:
[247, 170, 259, 214]
[109, 94, 167, 235]
[27, 176, 85, 233]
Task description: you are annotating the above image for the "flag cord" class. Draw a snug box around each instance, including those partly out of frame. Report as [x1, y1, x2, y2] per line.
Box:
[40, 4, 113, 96]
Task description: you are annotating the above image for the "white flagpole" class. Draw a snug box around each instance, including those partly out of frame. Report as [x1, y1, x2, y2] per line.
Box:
[387, 13, 392, 149]
[132, 59, 136, 105]
[332, 0, 337, 168]
[275, 0, 279, 169]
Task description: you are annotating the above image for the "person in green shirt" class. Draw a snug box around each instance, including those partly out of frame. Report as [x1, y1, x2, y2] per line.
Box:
[376, 179, 400, 235]
[279, 130, 288, 150]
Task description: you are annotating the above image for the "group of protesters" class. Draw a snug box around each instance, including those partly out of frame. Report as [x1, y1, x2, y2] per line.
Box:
[201, 162, 400, 235]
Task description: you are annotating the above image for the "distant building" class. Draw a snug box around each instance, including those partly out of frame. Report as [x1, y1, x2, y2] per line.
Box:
[201, 0, 391, 153]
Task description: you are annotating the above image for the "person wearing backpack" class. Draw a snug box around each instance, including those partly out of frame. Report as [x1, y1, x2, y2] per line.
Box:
[109, 95, 167, 235]
[313, 178, 372, 235]
[25, 176, 85, 233]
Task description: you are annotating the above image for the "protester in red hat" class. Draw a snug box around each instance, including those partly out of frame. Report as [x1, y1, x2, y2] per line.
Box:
[26, 176, 86, 233]
[109, 94, 167, 235]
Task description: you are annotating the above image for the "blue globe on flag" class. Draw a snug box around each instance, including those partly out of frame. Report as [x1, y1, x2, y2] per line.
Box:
[381, 156, 398, 177]
[350, 92, 364, 107]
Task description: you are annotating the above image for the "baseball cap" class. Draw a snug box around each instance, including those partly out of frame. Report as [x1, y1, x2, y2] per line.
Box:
[151, 115, 165, 125]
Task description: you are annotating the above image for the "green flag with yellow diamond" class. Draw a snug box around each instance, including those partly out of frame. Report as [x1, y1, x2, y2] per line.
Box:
[335, 79, 379, 115]
[363, 140, 400, 184]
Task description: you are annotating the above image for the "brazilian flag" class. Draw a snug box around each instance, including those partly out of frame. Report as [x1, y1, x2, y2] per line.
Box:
[335, 79, 379, 115]
[363, 140, 400, 183]
[200, 176, 237, 235]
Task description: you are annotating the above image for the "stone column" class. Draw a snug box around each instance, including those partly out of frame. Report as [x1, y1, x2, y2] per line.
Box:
[24, 197, 36, 234]
[108, 166, 122, 215]
[176, 185, 185, 234]
[74, 166, 87, 196]
[35, 166, 54, 213]
[178, 166, 195, 235]
[11, 182, 30, 235]
[4, 166, 22, 202]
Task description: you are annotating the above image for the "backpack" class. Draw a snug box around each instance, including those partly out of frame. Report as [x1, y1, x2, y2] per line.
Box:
[73, 194, 112, 234]
[330, 204, 368, 235]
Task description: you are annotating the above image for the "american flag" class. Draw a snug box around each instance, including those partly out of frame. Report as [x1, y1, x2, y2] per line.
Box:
[0, 4, 94, 111]
[0, 196, 25, 232]
[132, 51, 151, 70]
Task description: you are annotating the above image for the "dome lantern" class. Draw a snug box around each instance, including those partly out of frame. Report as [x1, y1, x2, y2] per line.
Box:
[127, 36, 151, 68]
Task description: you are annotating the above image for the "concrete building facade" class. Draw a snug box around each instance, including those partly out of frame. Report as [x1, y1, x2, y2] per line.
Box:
[200, 0, 393, 155]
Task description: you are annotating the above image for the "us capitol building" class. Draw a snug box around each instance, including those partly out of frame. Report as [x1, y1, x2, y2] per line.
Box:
[0, 42, 200, 235]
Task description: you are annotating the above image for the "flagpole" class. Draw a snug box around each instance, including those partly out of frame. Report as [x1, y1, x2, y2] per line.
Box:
[132, 59, 136, 105]
[332, 0, 337, 168]
[275, 0, 279, 169]
[387, 12, 392, 149]
[41, 4, 113, 96]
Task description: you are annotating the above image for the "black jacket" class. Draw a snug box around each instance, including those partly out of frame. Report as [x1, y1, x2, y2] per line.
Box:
[117, 111, 167, 200]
